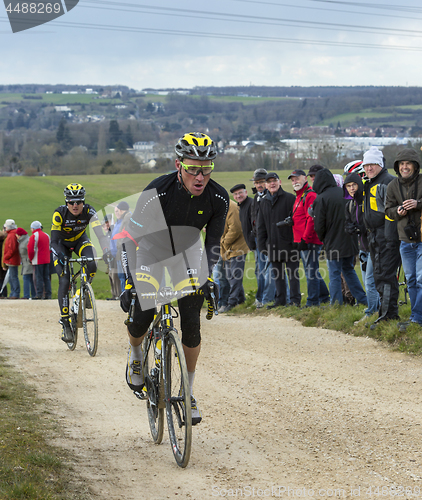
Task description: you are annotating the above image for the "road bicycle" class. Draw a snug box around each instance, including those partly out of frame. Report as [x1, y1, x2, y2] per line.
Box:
[126, 285, 217, 468]
[64, 256, 101, 357]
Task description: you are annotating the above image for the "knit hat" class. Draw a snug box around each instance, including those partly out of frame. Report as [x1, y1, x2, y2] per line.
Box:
[30, 221, 42, 230]
[362, 146, 383, 168]
[117, 201, 129, 211]
[16, 228, 28, 236]
[4, 219, 17, 230]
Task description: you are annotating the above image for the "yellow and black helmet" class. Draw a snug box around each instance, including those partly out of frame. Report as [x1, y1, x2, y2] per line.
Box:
[64, 183, 85, 202]
[175, 132, 217, 161]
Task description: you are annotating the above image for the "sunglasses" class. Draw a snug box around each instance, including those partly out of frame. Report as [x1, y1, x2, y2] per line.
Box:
[180, 161, 214, 177]
[67, 200, 84, 206]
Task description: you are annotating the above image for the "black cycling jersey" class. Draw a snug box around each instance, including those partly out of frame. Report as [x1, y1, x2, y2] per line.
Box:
[51, 204, 108, 253]
[127, 171, 229, 273]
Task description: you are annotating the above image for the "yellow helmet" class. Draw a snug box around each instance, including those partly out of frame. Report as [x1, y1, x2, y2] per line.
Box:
[64, 183, 85, 201]
[175, 132, 217, 161]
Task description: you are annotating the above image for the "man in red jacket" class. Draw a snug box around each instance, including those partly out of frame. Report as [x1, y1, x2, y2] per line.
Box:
[289, 169, 330, 307]
[28, 221, 52, 300]
[2, 219, 20, 299]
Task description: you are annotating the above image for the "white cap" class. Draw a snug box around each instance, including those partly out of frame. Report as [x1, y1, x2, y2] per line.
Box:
[362, 146, 383, 168]
[4, 219, 17, 230]
[30, 220, 42, 230]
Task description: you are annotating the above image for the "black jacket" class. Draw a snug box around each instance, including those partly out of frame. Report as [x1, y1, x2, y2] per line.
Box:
[251, 190, 267, 238]
[238, 196, 256, 251]
[257, 186, 295, 262]
[313, 168, 358, 259]
[344, 173, 368, 251]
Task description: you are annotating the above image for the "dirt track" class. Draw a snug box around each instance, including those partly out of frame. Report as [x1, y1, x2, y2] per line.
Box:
[2, 300, 422, 499]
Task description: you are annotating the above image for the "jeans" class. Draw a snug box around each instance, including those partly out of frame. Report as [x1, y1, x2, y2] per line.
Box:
[301, 244, 330, 306]
[327, 257, 367, 306]
[271, 260, 301, 306]
[255, 247, 276, 304]
[23, 274, 36, 299]
[400, 241, 422, 324]
[213, 257, 230, 308]
[363, 253, 380, 316]
[226, 254, 246, 307]
[262, 257, 277, 304]
[8, 265, 20, 298]
[34, 263, 52, 299]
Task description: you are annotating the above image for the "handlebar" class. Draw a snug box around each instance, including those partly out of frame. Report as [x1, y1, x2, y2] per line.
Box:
[68, 257, 102, 263]
[124, 286, 217, 325]
[62, 256, 101, 277]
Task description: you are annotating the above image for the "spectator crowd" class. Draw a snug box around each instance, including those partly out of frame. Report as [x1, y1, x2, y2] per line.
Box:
[2, 145, 421, 334]
[214, 145, 422, 333]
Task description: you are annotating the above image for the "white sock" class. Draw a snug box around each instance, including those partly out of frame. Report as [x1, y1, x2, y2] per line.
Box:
[188, 371, 195, 396]
[130, 342, 143, 360]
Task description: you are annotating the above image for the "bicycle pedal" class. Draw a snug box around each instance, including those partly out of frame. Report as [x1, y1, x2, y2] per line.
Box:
[134, 387, 148, 400]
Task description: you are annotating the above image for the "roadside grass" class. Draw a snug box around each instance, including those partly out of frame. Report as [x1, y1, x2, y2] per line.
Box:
[0, 350, 90, 500]
[232, 282, 421, 355]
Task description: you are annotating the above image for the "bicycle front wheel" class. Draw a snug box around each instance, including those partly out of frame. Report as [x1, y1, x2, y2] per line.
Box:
[143, 333, 164, 444]
[82, 283, 98, 357]
[164, 330, 192, 468]
[67, 282, 79, 351]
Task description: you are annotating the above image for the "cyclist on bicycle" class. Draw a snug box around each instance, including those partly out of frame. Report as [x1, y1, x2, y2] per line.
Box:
[119, 132, 229, 424]
[51, 183, 112, 343]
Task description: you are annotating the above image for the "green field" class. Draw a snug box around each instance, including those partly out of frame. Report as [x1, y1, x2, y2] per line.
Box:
[317, 109, 417, 127]
[0, 92, 120, 105]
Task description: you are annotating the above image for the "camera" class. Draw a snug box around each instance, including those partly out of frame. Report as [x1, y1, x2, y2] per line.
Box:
[276, 216, 294, 227]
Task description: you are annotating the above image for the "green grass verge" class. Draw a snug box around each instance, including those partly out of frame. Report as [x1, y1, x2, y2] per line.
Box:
[231, 281, 420, 355]
[0, 350, 90, 500]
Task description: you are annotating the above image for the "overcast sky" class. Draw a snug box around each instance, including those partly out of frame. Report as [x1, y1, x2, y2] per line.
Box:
[1, 0, 422, 90]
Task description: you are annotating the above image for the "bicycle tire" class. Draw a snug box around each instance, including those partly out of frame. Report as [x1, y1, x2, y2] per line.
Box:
[164, 330, 192, 468]
[143, 333, 164, 444]
[82, 283, 98, 357]
[67, 281, 78, 351]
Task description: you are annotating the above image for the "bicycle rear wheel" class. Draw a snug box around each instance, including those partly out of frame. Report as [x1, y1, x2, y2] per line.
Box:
[164, 330, 192, 468]
[82, 283, 98, 357]
[143, 333, 164, 444]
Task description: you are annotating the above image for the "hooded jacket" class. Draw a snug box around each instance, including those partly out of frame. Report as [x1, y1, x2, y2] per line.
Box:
[291, 181, 322, 245]
[385, 148, 422, 243]
[3, 228, 20, 266]
[313, 168, 358, 259]
[344, 172, 368, 251]
[257, 186, 295, 262]
[27, 228, 51, 265]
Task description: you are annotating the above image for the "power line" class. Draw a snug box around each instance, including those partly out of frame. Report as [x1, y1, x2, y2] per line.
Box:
[2, 17, 422, 51]
[80, 0, 422, 38]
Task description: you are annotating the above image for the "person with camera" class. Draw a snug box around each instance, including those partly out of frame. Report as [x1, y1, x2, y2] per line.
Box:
[385, 148, 422, 331]
[257, 172, 301, 309]
[289, 169, 330, 307]
[313, 168, 367, 307]
[362, 146, 400, 329]
[344, 173, 379, 322]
